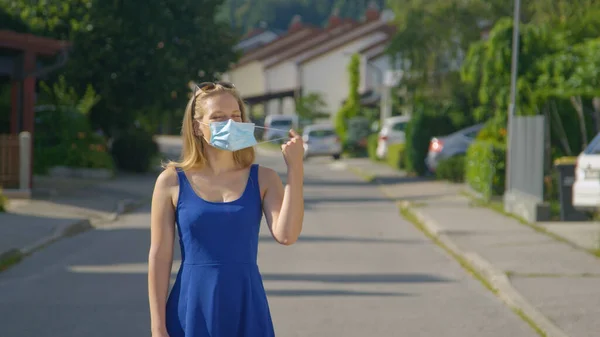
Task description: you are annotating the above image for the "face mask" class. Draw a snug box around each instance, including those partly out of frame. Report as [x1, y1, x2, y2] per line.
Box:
[202, 119, 291, 152]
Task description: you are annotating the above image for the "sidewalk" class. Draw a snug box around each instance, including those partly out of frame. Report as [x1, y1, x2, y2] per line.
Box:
[0, 172, 157, 271]
[345, 158, 600, 337]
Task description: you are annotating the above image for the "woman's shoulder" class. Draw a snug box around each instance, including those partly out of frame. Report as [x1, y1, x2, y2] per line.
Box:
[155, 166, 180, 190]
[257, 165, 281, 183]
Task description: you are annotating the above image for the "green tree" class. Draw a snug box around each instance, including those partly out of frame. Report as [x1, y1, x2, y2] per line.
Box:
[536, 39, 600, 150]
[295, 93, 329, 122]
[460, 18, 564, 121]
[3, 0, 239, 136]
[62, 0, 239, 135]
[1, 0, 93, 40]
[335, 53, 361, 141]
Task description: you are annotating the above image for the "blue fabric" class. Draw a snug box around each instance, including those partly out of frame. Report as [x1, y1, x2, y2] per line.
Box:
[166, 164, 275, 337]
[209, 120, 257, 151]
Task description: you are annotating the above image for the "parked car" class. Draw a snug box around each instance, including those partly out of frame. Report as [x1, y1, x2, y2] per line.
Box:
[376, 115, 411, 159]
[573, 132, 600, 209]
[263, 115, 298, 143]
[346, 117, 371, 153]
[425, 123, 484, 172]
[302, 124, 342, 160]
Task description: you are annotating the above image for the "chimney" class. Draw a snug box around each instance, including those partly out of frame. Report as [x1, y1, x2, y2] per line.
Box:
[365, 0, 380, 22]
[327, 7, 342, 29]
[288, 15, 303, 33]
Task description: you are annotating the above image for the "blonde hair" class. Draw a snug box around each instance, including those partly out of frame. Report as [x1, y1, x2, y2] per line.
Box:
[164, 84, 255, 171]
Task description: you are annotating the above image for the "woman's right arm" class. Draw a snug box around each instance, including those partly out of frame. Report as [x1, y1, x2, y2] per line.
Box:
[148, 169, 177, 336]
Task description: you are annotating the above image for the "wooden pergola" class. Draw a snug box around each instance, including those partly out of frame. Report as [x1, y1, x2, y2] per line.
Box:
[0, 30, 71, 136]
[0, 30, 70, 189]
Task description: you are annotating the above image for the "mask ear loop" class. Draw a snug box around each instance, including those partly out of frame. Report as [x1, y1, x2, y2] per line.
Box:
[252, 125, 297, 144]
[197, 121, 297, 144]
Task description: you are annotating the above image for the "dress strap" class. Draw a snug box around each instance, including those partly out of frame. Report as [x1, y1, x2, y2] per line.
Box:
[248, 164, 261, 200]
[175, 168, 191, 191]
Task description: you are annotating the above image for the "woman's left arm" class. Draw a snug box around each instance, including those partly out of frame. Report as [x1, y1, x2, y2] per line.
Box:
[262, 130, 305, 245]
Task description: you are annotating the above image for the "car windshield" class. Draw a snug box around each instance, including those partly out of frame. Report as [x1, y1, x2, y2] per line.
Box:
[584, 133, 600, 154]
[269, 120, 293, 128]
[308, 129, 336, 137]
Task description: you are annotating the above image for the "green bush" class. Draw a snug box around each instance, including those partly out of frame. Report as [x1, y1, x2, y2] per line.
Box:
[435, 155, 466, 182]
[367, 133, 379, 161]
[111, 128, 159, 172]
[466, 140, 506, 199]
[404, 104, 458, 176]
[32, 78, 111, 174]
[34, 131, 114, 174]
[386, 143, 405, 170]
[344, 117, 371, 157]
[0, 187, 7, 212]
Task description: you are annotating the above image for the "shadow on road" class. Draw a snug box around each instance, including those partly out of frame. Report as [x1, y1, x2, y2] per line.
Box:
[261, 272, 453, 284]
[259, 235, 422, 245]
[304, 196, 392, 204]
[266, 289, 411, 297]
[303, 179, 373, 187]
[374, 175, 432, 185]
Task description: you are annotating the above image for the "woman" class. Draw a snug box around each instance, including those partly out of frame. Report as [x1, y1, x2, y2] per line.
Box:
[148, 82, 305, 337]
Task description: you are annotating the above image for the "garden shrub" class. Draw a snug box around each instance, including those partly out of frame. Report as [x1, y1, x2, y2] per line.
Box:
[111, 128, 159, 173]
[435, 155, 466, 182]
[0, 187, 7, 212]
[344, 117, 371, 157]
[367, 133, 379, 161]
[404, 104, 457, 176]
[465, 140, 506, 199]
[386, 143, 405, 170]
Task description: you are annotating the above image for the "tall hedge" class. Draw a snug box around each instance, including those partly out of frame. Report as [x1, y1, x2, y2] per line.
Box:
[465, 140, 506, 200]
[404, 104, 457, 175]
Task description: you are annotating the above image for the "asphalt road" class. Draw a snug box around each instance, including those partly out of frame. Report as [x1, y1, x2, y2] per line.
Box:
[0, 145, 540, 337]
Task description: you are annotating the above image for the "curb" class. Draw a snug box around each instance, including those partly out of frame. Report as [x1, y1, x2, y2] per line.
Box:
[0, 197, 150, 273]
[399, 201, 569, 337]
[345, 162, 568, 337]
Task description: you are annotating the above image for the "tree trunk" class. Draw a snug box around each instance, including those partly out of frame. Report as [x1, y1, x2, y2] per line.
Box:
[570, 95, 588, 149]
[593, 97, 600, 134]
[550, 100, 572, 156]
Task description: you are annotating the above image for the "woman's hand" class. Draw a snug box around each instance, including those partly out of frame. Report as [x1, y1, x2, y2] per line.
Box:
[281, 129, 304, 169]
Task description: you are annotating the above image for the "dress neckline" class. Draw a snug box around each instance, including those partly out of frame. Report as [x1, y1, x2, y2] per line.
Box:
[181, 164, 255, 205]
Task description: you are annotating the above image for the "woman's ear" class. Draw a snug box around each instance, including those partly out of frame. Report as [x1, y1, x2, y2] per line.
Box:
[193, 120, 203, 137]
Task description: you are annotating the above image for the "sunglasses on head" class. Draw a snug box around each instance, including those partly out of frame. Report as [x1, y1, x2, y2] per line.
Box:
[191, 81, 236, 117]
[196, 81, 235, 92]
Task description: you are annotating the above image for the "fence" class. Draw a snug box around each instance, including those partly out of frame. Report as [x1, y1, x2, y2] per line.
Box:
[504, 115, 550, 222]
[0, 132, 31, 193]
[0, 134, 20, 189]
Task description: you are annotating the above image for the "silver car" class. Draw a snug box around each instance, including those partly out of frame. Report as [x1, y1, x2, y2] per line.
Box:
[425, 123, 484, 172]
[302, 124, 342, 160]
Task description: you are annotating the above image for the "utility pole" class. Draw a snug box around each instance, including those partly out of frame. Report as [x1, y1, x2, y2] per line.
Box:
[506, 0, 521, 192]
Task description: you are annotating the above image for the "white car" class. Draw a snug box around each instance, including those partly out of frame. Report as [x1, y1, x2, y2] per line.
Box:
[573, 132, 600, 209]
[302, 124, 342, 160]
[376, 115, 411, 159]
[263, 115, 298, 142]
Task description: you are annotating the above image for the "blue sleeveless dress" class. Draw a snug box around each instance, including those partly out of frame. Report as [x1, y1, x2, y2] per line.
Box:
[166, 164, 275, 337]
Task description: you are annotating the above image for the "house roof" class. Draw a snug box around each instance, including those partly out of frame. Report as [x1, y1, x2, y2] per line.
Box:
[0, 30, 70, 56]
[234, 26, 319, 68]
[359, 35, 393, 60]
[278, 20, 394, 68]
[262, 20, 362, 69]
[241, 28, 267, 40]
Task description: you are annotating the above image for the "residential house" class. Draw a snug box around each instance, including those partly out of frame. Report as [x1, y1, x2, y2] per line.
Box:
[261, 13, 358, 117]
[234, 26, 281, 54]
[222, 17, 319, 113]
[263, 4, 397, 119]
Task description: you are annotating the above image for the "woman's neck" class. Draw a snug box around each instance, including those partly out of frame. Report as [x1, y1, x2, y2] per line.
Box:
[202, 147, 238, 175]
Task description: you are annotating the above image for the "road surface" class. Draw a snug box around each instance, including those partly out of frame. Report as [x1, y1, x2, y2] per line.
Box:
[0, 143, 539, 337]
